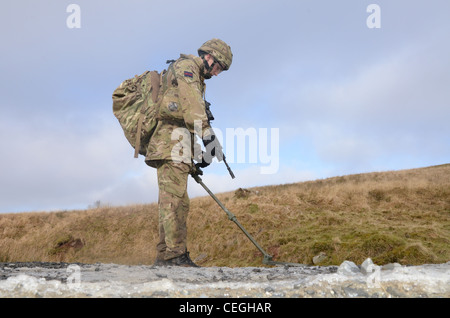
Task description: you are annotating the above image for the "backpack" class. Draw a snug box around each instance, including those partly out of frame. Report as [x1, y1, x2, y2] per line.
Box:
[112, 70, 161, 158]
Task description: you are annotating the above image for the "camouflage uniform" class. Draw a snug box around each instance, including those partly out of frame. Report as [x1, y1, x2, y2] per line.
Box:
[146, 54, 211, 166]
[154, 160, 190, 260]
[145, 39, 233, 263]
[146, 54, 209, 261]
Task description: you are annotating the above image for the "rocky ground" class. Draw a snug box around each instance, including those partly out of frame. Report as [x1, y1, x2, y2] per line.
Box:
[0, 260, 448, 298]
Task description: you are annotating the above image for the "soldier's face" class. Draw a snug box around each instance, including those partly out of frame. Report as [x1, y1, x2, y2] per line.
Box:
[211, 62, 224, 76]
[205, 54, 224, 77]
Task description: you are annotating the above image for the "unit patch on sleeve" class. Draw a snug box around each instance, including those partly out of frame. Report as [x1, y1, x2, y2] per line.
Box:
[184, 71, 193, 78]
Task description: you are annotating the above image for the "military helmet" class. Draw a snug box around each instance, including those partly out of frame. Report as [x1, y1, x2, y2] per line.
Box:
[198, 38, 233, 71]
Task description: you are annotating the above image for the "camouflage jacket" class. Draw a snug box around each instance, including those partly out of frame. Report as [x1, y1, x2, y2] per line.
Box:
[145, 54, 210, 167]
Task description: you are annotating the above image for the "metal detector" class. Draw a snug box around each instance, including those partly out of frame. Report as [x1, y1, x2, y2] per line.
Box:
[191, 171, 304, 267]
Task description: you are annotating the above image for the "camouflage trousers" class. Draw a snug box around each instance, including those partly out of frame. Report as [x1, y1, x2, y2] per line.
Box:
[155, 160, 191, 260]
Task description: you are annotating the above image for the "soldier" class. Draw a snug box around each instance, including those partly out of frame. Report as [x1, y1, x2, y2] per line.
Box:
[145, 39, 233, 267]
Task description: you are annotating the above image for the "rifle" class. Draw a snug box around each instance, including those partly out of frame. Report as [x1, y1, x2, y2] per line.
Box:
[204, 101, 235, 179]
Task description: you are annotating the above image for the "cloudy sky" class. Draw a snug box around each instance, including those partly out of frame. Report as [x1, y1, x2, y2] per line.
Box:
[1, 0, 449, 213]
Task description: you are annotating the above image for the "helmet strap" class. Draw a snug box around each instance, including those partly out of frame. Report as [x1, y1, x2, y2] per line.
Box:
[201, 55, 214, 79]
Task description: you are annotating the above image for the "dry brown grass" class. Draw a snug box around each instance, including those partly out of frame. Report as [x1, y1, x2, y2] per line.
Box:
[0, 205, 159, 264]
[1, 164, 449, 267]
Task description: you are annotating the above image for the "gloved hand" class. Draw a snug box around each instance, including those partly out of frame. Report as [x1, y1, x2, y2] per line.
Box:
[189, 163, 204, 178]
[202, 133, 224, 162]
[192, 164, 204, 176]
[195, 152, 211, 169]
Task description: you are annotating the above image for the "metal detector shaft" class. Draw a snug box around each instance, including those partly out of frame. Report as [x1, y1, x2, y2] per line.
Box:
[191, 173, 270, 259]
[222, 157, 235, 179]
[191, 173, 304, 267]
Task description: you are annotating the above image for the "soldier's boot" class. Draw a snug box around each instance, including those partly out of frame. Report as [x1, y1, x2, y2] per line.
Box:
[166, 251, 200, 267]
[153, 253, 169, 267]
[153, 258, 169, 267]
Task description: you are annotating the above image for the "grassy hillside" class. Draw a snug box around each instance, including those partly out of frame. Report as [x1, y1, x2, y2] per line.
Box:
[0, 164, 449, 267]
